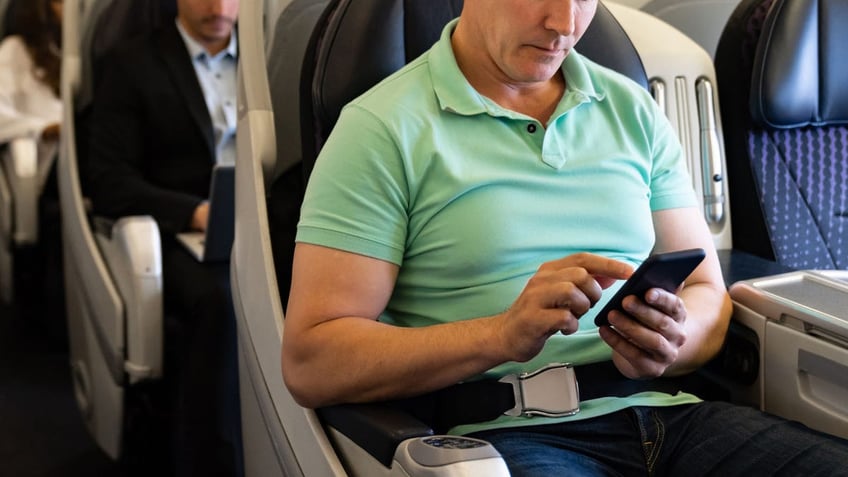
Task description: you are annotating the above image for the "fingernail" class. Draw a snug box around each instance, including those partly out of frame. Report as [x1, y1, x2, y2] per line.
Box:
[648, 290, 659, 302]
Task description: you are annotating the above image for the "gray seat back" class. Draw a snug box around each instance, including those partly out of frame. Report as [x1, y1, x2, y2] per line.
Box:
[59, 0, 173, 460]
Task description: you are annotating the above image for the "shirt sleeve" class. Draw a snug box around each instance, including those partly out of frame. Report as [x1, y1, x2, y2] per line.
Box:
[0, 38, 53, 144]
[647, 104, 699, 211]
[296, 103, 410, 265]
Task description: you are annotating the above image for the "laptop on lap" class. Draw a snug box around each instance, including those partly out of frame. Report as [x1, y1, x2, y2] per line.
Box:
[176, 164, 235, 262]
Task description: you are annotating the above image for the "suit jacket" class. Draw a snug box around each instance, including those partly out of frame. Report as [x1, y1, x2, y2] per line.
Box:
[86, 22, 219, 236]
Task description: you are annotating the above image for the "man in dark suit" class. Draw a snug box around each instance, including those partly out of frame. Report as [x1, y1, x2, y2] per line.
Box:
[86, 0, 241, 476]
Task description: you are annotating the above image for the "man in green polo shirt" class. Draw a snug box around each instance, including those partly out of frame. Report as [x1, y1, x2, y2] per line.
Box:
[281, 0, 848, 474]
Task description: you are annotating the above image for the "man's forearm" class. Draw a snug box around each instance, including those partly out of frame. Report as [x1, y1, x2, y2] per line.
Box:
[283, 313, 509, 409]
[665, 282, 732, 376]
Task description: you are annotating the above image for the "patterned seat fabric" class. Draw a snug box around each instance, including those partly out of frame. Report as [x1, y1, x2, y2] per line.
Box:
[716, 0, 848, 269]
[748, 127, 848, 269]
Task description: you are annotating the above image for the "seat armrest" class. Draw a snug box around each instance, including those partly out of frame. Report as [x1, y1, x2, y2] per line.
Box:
[320, 403, 512, 475]
[0, 137, 39, 245]
[94, 215, 163, 383]
[718, 249, 795, 286]
[728, 271, 848, 439]
[318, 403, 434, 467]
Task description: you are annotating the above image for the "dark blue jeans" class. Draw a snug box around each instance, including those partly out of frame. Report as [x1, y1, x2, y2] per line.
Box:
[469, 402, 848, 476]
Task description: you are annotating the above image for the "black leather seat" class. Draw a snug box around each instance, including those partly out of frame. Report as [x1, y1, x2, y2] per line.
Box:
[265, 0, 654, 467]
[269, 0, 649, 307]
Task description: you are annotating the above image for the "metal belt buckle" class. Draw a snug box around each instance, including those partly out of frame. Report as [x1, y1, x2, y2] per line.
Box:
[498, 363, 580, 418]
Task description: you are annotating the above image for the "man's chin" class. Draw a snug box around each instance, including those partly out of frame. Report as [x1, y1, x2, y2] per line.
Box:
[200, 28, 234, 43]
[202, 20, 235, 37]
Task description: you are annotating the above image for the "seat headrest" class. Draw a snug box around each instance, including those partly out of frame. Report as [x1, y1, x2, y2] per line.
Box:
[578, 3, 649, 92]
[751, 0, 848, 128]
[311, 0, 464, 134]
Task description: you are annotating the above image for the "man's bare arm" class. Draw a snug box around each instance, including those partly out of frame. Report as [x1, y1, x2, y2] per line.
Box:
[282, 243, 633, 409]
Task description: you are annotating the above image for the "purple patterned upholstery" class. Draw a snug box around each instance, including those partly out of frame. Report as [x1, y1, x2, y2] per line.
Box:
[748, 127, 848, 268]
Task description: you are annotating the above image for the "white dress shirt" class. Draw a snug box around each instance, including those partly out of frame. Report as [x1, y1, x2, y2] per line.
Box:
[176, 20, 238, 166]
[0, 35, 62, 185]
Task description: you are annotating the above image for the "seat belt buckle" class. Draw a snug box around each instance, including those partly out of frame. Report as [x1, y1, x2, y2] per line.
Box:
[498, 363, 580, 418]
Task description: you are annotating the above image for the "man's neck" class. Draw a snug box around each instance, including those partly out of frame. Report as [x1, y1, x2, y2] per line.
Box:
[202, 38, 230, 57]
[495, 75, 565, 126]
[451, 28, 565, 125]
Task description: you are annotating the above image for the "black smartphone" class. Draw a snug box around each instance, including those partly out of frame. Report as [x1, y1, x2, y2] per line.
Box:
[593, 248, 706, 327]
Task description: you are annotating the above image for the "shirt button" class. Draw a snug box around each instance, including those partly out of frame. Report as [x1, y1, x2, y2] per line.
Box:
[527, 123, 537, 133]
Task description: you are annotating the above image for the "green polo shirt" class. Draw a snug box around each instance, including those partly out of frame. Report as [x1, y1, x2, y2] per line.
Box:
[297, 19, 701, 435]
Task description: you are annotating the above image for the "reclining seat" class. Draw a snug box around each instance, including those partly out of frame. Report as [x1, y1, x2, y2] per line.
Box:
[715, 0, 848, 270]
[59, 0, 175, 462]
[714, 0, 848, 441]
[233, 0, 735, 475]
[265, 0, 652, 304]
[276, 0, 737, 292]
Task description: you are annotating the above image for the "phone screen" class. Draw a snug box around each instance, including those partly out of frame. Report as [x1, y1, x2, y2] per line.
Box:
[593, 248, 706, 327]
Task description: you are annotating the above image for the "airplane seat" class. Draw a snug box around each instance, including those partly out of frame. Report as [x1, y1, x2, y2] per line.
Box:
[715, 0, 848, 270]
[233, 1, 741, 476]
[713, 0, 848, 440]
[59, 0, 176, 463]
[265, 0, 651, 303]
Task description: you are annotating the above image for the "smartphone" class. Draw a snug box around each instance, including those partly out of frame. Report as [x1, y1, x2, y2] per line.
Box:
[593, 248, 706, 327]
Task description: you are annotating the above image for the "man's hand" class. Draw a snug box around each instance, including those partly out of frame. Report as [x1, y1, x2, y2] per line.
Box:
[598, 287, 688, 379]
[190, 201, 210, 231]
[497, 253, 633, 363]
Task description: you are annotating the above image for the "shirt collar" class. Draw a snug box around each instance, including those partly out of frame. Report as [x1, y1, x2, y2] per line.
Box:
[175, 19, 238, 62]
[429, 19, 604, 119]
